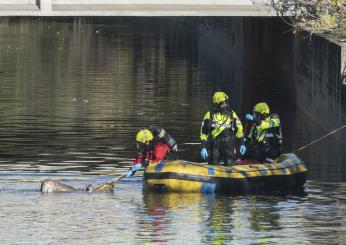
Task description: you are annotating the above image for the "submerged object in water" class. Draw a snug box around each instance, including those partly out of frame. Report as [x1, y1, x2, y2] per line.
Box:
[85, 184, 95, 193]
[144, 153, 308, 194]
[40, 179, 76, 193]
[40, 179, 114, 193]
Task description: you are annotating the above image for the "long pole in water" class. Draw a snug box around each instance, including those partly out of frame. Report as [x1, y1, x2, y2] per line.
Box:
[95, 171, 128, 192]
[295, 124, 346, 152]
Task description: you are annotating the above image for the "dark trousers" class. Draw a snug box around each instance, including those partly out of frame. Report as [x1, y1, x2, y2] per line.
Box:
[244, 142, 280, 163]
[208, 136, 236, 166]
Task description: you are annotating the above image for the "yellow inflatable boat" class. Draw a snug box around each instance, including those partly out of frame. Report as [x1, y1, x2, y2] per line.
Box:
[144, 153, 308, 193]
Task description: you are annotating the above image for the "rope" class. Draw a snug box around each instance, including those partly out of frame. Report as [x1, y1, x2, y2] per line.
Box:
[295, 124, 346, 152]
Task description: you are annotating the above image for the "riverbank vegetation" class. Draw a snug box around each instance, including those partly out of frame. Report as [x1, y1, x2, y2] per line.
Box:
[253, 0, 346, 39]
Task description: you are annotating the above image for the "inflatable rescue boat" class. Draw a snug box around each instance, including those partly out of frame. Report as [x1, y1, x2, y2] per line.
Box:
[144, 153, 308, 193]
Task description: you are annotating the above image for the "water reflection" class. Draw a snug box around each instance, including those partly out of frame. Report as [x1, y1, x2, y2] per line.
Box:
[0, 17, 209, 172]
[139, 189, 346, 244]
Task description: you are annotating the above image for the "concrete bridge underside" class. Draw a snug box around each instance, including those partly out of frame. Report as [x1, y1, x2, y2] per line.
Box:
[0, 0, 275, 16]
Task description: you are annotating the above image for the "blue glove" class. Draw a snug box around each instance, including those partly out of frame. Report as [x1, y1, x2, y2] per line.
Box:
[240, 145, 246, 155]
[125, 170, 133, 177]
[246, 114, 254, 121]
[126, 163, 142, 177]
[200, 148, 208, 160]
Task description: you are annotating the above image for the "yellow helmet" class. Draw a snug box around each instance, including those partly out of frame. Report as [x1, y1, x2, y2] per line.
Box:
[212, 91, 229, 104]
[253, 102, 270, 115]
[136, 129, 154, 143]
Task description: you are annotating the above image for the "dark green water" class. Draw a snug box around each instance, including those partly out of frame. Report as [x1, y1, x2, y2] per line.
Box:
[0, 17, 345, 244]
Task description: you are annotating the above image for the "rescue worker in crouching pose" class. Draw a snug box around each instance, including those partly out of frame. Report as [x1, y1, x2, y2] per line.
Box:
[244, 102, 282, 163]
[200, 91, 247, 166]
[126, 126, 178, 177]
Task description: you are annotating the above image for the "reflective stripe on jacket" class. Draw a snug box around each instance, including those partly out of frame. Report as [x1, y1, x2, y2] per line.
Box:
[200, 110, 244, 142]
[248, 115, 281, 143]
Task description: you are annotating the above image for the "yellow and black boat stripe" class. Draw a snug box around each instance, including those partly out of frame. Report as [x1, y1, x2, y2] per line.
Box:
[144, 153, 308, 193]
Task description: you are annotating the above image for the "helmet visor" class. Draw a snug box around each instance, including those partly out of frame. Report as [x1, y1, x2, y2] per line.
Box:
[218, 101, 229, 111]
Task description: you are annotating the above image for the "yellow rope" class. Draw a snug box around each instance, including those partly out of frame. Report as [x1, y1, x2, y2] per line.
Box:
[295, 124, 346, 152]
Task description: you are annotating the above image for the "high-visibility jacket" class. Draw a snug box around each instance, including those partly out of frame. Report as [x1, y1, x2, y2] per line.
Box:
[200, 110, 244, 146]
[247, 113, 282, 144]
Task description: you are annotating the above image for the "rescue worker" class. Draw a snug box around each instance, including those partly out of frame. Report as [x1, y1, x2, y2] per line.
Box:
[200, 91, 246, 166]
[126, 126, 178, 177]
[244, 102, 282, 163]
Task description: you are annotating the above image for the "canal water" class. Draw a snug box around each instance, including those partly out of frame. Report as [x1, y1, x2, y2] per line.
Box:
[0, 17, 345, 244]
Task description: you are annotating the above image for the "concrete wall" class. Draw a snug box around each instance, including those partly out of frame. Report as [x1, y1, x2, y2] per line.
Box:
[242, 19, 346, 135]
[294, 35, 345, 126]
[0, 0, 253, 5]
[196, 18, 246, 110]
[0, 0, 257, 6]
[52, 0, 254, 4]
[342, 46, 346, 120]
[0, 0, 275, 16]
[0, 0, 35, 3]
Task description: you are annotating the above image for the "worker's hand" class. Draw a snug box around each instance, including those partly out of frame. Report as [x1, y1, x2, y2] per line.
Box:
[200, 148, 208, 160]
[240, 145, 247, 155]
[246, 114, 254, 121]
[126, 163, 142, 177]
